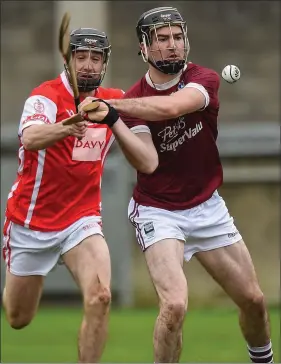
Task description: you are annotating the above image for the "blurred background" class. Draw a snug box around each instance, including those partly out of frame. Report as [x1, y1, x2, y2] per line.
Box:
[1, 1, 280, 362]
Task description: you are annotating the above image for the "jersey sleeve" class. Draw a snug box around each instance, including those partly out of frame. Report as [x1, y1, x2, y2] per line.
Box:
[184, 67, 220, 111]
[119, 86, 151, 135]
[18, 86, 58, 136]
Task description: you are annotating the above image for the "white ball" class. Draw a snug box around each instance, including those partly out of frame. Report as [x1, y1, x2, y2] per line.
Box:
[222, 65, 241, 83]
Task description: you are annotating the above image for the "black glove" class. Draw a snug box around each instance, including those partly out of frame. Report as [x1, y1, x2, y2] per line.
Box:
[87, 99, 119, 128]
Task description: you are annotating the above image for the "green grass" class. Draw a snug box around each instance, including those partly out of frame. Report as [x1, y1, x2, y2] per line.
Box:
[1, 307, 280, 363]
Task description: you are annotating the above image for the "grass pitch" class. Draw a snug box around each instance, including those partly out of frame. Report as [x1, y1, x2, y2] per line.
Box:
[1, 306, 280, 362]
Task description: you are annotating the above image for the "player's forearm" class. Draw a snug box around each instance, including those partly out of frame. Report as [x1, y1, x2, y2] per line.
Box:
[112, 119, 158, 174]
[22, 122, 69, 151]
[109, 96, 176, 121]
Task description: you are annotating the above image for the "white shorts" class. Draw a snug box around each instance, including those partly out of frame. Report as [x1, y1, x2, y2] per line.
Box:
[128, 190, 242, 261]
[2, 216, 103, 276]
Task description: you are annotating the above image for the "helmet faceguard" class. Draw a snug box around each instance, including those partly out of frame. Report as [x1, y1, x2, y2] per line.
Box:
[65, 28, 111, 92]
[136, 7, 190, 75]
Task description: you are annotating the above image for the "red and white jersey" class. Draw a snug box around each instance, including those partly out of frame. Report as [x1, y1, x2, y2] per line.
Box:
[120, 62, 223, 210]
[5, 71, 124, 231]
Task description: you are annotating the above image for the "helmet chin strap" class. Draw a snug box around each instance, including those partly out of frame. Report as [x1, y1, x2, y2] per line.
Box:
[148, 58, 185, 75]
[76, 76, 101, 92]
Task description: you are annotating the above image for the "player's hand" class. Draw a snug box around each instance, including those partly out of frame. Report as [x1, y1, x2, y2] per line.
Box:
[66, 121, 87, 139]
[79, 97, 109, 123]
[78, 97, 119, 128]
[78, 96, 97, 112]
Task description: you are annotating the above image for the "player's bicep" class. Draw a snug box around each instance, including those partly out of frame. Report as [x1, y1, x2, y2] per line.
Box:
[134, 130, 158, 157]
[170, 86, 208, 116]
[19, 95, 58, 137]
[120, 113, 156, 154]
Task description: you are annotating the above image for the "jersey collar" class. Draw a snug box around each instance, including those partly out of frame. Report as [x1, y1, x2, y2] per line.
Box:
[60, 71, 74, 96]
[145, 64, 188, 90]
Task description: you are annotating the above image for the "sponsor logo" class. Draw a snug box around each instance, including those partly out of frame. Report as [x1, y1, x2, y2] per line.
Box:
[84, 38, 98, 45]
[143, 222, 155, 238]
[72, 128, 107, 162]
[160, 13, 172, 21]
[83, 222, 98, 231]
[158, 116, 186, 143]
[75, 139, 105, 149]
[158, 118, 203, 152]
[22, 113, 50, 125]
[228, 230, 239, 239]
[34, 99, 45, 113]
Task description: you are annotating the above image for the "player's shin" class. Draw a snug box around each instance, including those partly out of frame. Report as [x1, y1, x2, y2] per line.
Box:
[238, 306, 274, 363]
[171, 331, 183, 362]
[78, 287, 111, 363]
[153, 303, 186, 363]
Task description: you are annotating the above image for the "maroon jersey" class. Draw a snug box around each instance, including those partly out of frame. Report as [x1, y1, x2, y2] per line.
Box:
[120, 62, 223, 210]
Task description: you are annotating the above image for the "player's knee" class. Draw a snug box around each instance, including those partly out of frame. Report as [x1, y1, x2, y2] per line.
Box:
[7, 311, 32, 330]
[84, 285, 111, 312]
[161, 300, 187, 329]
[240, 288, 265, 313]
[97, 286, 111, 306]
[166, 300, 187, 320]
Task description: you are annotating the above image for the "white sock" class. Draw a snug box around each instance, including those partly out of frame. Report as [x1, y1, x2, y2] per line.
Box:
[247, 341, 274, 363]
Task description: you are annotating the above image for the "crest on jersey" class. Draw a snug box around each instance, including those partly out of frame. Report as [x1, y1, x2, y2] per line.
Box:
[178, 81, 185, 90]
[34, 99, 45, 113]
[169, 81, 186, 96]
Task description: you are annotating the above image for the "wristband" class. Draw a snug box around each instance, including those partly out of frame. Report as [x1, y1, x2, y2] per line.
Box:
[93, 99, 119, 127]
